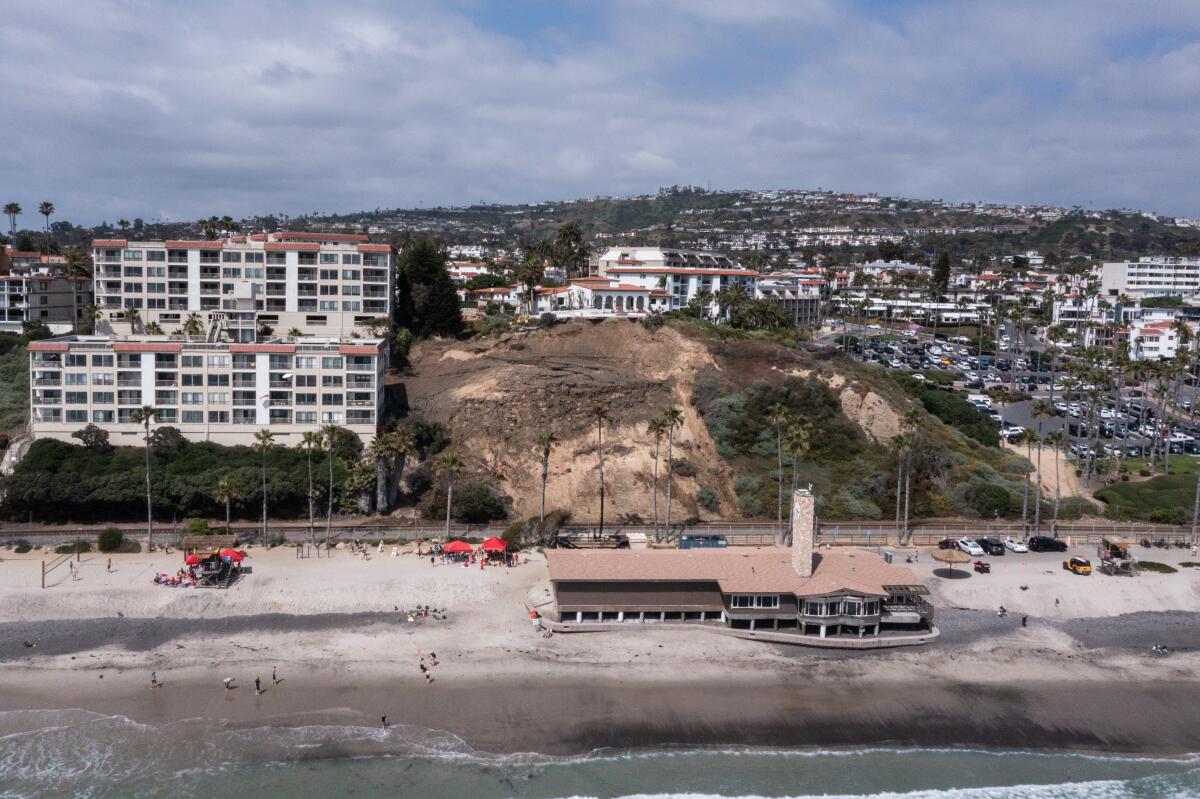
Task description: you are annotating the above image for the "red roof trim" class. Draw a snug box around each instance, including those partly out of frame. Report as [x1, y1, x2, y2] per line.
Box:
[264, 242, 320, 252]
[91, 239, 128, 248]
[229, 344, 295, 353]
[27, 341, 69, 352]
[113, 341, 183, 353]
[165, 240, 222, 249]
[357, 244, 392, 253]
[338, 344, 380, 355]
[273, 231, 369, 243]
[607, 267, 759, 277]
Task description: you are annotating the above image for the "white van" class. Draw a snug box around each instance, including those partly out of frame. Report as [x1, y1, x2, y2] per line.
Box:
[967, 393, 991, 408]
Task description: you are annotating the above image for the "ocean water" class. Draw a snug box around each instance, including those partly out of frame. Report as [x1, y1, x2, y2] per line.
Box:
[1, 710, 1198, 799]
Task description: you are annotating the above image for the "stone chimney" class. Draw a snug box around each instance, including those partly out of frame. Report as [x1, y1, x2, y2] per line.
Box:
[791, 488, 816, 578]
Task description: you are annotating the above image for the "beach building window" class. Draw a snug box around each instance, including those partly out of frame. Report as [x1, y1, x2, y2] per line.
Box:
[731, 595, 779, 609]
[843, 599, 863, 616]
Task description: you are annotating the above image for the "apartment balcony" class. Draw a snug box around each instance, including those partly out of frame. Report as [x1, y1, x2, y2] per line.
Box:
[99, 267, 123, 278]
[363, 288, 388, 298]
[232, 379, 256, 389]
[347, 400, 375, 407]
[32, 395, 61, 406]
[32, 358, 61, 368]
[269, 380, 292, 389]
[268, 399, 292, 407]
[33, 377, 61, 386]
[346, 363, 375, 371]
[155, 378, 178, 387]
[117, 378, 142, 387]
[233, 399, 257, 408]
[297, 288, 317, 297]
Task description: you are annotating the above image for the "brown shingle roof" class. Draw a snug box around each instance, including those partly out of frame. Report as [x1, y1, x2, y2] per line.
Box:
[546, 546, 920, 598]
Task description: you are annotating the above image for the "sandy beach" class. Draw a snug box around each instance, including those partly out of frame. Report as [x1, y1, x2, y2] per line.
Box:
[2, 542, 1200, 756]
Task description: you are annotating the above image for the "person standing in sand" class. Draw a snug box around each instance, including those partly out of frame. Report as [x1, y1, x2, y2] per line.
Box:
[107, 558, 112, 573]
[272, 666, 279, 685]
[255, 676, 262, 696]
[223, 677, 235, 690]
[151, 671, 157, 688]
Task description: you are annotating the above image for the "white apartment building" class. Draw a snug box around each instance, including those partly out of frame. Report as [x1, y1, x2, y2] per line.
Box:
[0, 247, 94, 333]
[29, 335, 386, 446]
[1101, 257, 1200, 300]
[92, 232, 394, 341]
[596, 247, 759, 309]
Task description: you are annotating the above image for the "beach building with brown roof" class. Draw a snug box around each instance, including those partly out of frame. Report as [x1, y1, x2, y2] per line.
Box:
[545, 490, 933, 645]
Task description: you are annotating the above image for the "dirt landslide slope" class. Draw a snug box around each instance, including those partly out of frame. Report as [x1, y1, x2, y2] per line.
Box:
[404, 319, 740, 522]
[403, 319, 911, 523]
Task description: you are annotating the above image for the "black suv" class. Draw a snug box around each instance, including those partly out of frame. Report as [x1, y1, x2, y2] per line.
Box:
[1027, 536, 1067, 552]
[977, 537, 1005, 556]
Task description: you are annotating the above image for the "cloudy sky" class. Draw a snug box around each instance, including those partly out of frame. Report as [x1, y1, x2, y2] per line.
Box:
[3, 0, 1199, 224]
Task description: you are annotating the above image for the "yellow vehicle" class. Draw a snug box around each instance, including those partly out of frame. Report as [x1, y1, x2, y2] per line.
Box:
[1063, 557, 1092, 575]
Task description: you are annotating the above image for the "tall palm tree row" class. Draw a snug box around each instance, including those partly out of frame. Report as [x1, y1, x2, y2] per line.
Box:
[660, 406, 685, 543]
[441, 452, 463, 537]
[2, 202, 19, 241]
[536, 431, 556, 524]
[298, 431, 323, 545]
[130, 406, 158, 550]
[767, 402, 791, 539]
[213, 476, 240, 534]
[647, 416, 667, 536]
[254, 429, 276, 541]
[591, 403, 610, 535]
[37, 201, 54, 253]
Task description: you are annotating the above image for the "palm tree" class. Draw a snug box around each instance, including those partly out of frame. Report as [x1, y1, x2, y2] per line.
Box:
[37, 201, 54, 253]
[213, 475, 240, 534]
[81, 303, 102, 334]
[253, 429, 276, 541]
[3, 203, 20, 241]
[591, 403, 610, 534]
[367, 432, 394, 513]
[1031, 399, 1053, 536]
[1046, 430, 1067, 533]
[899, 408, 923, 544]
[890, 433, 907, 539]
[297, 431, 323, 545]
[767, 402, 791, 539]
[323, 425, 339, 543]
[647, 416, 667, 536]
[783, 420, 811, 543]
[440, 452, 463, 537]
[144, 321, 163, 335]
[124, 306, 142, 334]
[661, 406, 685, 542]
[62, 248, 91, 332]
[130, 406, 158, 550]
[287, 327, 302, 341]
[183, 312, 204, 339]
[536, 431, 556, 524]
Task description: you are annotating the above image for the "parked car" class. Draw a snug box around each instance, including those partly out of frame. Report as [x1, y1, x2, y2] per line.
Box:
[957, 537, 985, 556]
[1028, 536, 1068, 552]
[937, 537, 957, 550]
[1003, 537, 1028, 553]
[977, 537, 1005, 555]
[1063, 557, 1092, 575]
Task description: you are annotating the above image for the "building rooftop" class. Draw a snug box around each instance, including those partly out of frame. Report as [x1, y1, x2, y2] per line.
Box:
[546, 546, 922, 598]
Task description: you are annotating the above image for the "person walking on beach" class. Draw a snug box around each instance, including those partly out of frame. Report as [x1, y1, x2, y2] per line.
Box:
[272, 666, 279, 686]
[151, 671, 158, 688]
[255, 676, 262, 696]
[223, 677, 235, 690]
[381, 715, 388, 729]
[107, 558, 112, 573]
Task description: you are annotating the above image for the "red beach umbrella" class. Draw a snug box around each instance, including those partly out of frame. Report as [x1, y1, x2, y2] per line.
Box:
[184, 553, 202, 566]
[480, 537, 507, 552]
[220, 548, 245, 562]
[442, 540, 473, 554]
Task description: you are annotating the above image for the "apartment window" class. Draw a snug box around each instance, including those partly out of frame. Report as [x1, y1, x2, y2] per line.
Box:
[92, 354, 114, 368]
[222, 252, 242, 263]
[181, 355, 202, 368]
[93, 410, 114, 423]
[181, 392, 204, 405]
[320, 253, 339, 264]
[296, 356, 316, 369]
[342, 285, 361, 296]
[182, 374, 204, 387]
[363, 255, 385, 267]
[305, 315, 327, 326]
[342, 255, 361, 266]
[208, 355, 230, 368]
[182, 411, 204, 424]
[298, 268, 316, 281]
[123, 266, 143, 277]
[146, 298, 166, 309]
[123, 298, 143, 309]
[244, 267, 264, 279]
[65, 409, 88, 424]
[319, 269, 338, 280]
[65, 391, 88, 404]
[147, 267, 166, 277]
[731, 595, 779, 609]
[295, 392, 317, 405]
[207, 392, 228, 404]
[155, 390, 177, 405]
[321, 356, 343, 369]
[157, 409, 177, 423]
[92, 392, 114, 404]
[208, 410, 230, 423]
[65, 373, 88, 385]
[207, 373, 230, 386]
[233, 409, 256, 424]
[319, 301, 338, 311]
[268, 355, 292, 370]
[341, 301, 361, 312]
[222, 268, 241, 278]
[319, 285, 339, 296]
[321, 393, 343, 405]
[321, 411, 344, 424]
[168, 249, 188, 263]
[321, 375, 343, 387]
[123, 250, 143, 261]
[91, 373, 114, 386]
[123, 282, 142, 293]
[244, 252, 264, 264]
[298, 253, 317, 265]
[147, 283, 166, 294]
[146, 251, 166, 262]
[342, 268, 360, 279]
[65, 354, 88, 367]
[295, 411, 317, 424]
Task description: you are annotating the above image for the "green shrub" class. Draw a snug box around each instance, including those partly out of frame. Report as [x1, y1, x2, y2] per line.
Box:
[1138, 561, 1178, 574]
[452, 482, 508, 523]
[966, 483, 1013, 518]
[1148, 506, 1187, 525]
[185, 518, 211, 536]
[695, 484, 719, 512]
[55, 541, 92, 555]
[97, 527, 124, 553]
[13, 539, 31, 554]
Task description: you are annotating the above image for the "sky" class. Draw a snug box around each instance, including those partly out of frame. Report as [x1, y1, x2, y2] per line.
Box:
[2, 0, 1200, 225]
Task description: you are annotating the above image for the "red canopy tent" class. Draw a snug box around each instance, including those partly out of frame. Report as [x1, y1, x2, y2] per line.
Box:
[220, 548, 246, 562]
[480, 537, 507, 552]
[442, 540, 473, 554]
[184, 553, 202, 566]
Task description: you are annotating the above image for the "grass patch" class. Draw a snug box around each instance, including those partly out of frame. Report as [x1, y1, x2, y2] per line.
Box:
[1122, 457, 1200, 476]
[1095, 473, 1197, 523]
[1179, 561, 1200, 568]
[1137, 561, 1178, 574]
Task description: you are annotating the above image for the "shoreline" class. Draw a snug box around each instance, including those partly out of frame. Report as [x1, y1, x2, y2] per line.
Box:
[4, 671, 1200, 757]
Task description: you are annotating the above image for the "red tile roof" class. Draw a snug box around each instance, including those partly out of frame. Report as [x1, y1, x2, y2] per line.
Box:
[91, 239, 128, 248]
[112, 341, 183, 353]
[273, 231, 370, 243]
[27, 341, 69, 352]
[264, 242, 321, 252]
[607, 267, 758, 277]
[338, 344, 381, 355]
[165, 240, 222, 249]
[357, 244, 392, 253]
[229, 343, 294, 353]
